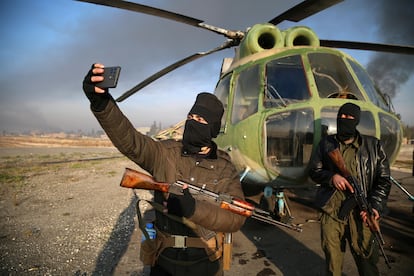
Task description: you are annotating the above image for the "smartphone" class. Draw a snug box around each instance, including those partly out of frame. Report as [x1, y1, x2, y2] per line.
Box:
[97, 66, 121, 89]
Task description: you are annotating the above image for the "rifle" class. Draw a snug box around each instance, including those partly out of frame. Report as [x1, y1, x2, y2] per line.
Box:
[120, 167, 302, 233]
[328, 148, 391, 269]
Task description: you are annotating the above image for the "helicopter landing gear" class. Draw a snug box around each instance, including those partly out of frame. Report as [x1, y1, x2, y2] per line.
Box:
[260, 186, 293, 223]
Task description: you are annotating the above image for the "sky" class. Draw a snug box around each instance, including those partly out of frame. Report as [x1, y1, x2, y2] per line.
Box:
[0, 0, 413, 133]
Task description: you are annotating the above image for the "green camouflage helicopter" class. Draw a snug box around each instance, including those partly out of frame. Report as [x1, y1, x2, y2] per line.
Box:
[78, 0, 414, 218]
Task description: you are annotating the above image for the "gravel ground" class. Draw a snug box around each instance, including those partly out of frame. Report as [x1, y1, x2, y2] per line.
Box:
[0, 145, 413, 275]
[0, 147, 148, 275]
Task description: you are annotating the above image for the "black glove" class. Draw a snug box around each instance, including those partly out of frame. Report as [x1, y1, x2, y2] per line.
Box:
[83, 64, 112, 112]
[167, 188, 196, 218]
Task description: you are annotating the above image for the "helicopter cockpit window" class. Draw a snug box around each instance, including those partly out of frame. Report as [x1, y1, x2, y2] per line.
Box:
[231, 64, 260, 124]
[214, 74, 231, 131]
[348, 60, 389, 111]
[264, 55, 310, 108]
[265, 108, 314, 178]
[309, 53, 363, 100]
[320, 107, 376, 137]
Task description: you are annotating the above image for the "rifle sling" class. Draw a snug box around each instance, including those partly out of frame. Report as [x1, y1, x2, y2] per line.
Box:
[136, 199, 150, 241]
[136, 199, 197, 231]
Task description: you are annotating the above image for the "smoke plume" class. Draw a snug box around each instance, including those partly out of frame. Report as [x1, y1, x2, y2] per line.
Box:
[366, 0, 414, 98]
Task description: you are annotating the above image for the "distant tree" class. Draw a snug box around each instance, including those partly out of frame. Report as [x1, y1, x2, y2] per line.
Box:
[96, 130, 105, 136]
[147, 121, 161, 136]
[403, 124, 413, 140]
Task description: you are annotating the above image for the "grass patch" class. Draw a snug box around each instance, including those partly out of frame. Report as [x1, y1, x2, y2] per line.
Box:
[0, 172, 26, 184]
[0, 151, 124, 192]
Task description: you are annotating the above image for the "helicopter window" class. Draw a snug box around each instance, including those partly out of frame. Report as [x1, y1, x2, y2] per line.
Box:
[264, 55, 310, 108]
[265, 108, 314, 179]
[379, 113, 402, 162]
[320, 107, 376, 137]
[231, 65, 260, 124]
[348, 60, 389, 111]
[214, 74, 231, 131]
[309, 53, 363, 100]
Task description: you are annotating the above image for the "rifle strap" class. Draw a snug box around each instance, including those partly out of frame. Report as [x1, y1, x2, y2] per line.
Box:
[348, 211, 375, 258]
[136, 199, 151, 240]
[136, 199, 197, 230]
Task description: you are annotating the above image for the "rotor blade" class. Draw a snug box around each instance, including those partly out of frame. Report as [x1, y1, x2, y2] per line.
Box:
[269, 0, 343, 25]
[76, 0, 244, 40]
[76, 0, 202, 26]
[116, 40, 236, 102]
[320, 40, 414, 55]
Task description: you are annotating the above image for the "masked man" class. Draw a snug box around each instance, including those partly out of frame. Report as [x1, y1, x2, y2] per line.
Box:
[309, 102, 391, 276]
[83, 63, 246, 276]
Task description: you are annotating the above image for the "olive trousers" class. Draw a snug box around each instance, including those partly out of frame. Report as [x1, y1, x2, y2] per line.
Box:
[320, 212, 379, 276]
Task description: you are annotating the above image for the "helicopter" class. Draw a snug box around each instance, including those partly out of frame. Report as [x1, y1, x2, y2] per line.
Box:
[77, 0, 414, 218]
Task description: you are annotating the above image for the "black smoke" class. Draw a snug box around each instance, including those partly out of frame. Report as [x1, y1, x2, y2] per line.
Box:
[366, 0, 414, 98]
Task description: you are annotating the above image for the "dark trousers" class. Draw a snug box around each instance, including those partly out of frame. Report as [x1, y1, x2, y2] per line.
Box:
[150, 247, 222, 276]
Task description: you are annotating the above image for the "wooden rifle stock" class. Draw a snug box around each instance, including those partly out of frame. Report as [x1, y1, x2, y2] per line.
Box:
[120, 167, 170, 192]
[328, 148, 351, 178]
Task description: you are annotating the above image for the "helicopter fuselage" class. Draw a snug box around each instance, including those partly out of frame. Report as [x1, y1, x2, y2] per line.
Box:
[213, 24, 402, 189]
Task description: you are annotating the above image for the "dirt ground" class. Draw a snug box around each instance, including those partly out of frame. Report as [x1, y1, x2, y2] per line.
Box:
[0, 141, 413, 276]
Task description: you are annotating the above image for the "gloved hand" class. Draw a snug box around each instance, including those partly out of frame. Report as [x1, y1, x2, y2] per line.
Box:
[166, 188, 196, 218]
[83, 63, 112, 112]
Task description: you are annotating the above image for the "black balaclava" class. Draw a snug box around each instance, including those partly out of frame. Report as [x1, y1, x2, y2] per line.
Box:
[336, 102, 361, 142]
[182, 92, 224, 155]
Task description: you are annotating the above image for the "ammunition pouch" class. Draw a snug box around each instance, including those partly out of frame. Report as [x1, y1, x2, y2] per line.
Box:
[140, 233, 164, 266]
[205, 232, 224, 262]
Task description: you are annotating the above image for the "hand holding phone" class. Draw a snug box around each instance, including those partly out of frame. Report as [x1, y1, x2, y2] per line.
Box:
[96, 66, 121, 89]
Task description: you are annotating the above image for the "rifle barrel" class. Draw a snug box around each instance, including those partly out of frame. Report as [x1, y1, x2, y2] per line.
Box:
[251, 212, 302, 232]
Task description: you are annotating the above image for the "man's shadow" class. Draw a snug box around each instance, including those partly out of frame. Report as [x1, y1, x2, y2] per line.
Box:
[92, 193, 138, 275]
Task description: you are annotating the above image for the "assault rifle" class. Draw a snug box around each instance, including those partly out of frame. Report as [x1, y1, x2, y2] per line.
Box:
[328, 148, 391, 269]
[120, 168, 302, 233]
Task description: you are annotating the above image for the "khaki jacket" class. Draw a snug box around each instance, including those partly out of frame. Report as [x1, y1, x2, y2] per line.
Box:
[93, 100, 246, 236]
